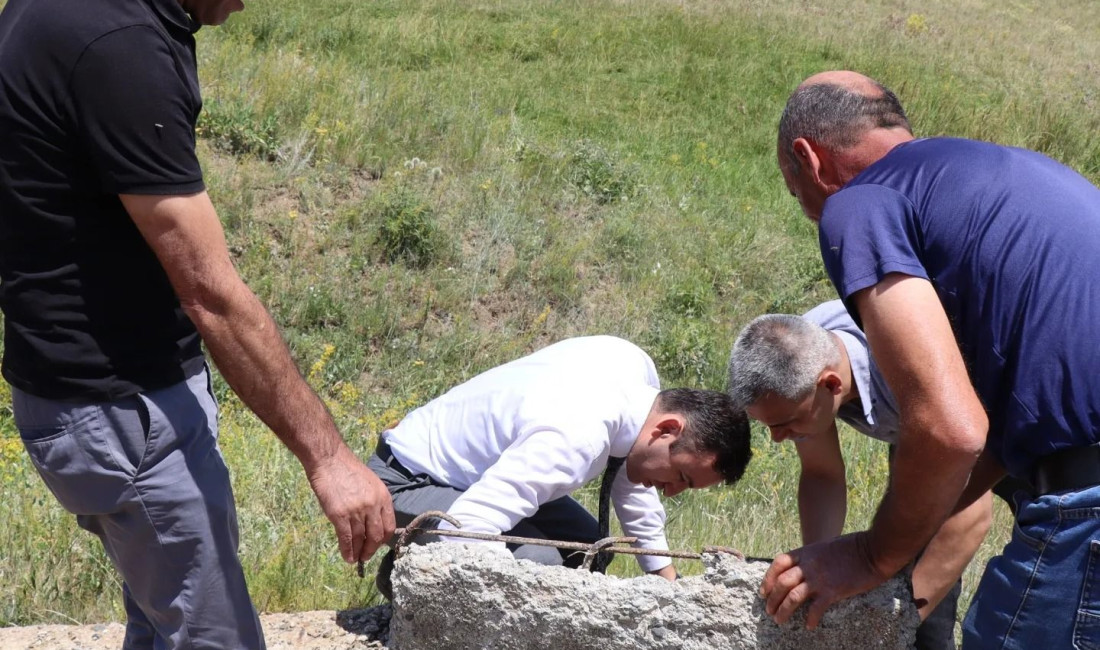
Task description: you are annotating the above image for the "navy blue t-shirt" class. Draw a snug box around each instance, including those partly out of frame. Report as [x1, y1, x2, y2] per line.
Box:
[0, 0, 206, 400]
[818, 137, 1100, 478]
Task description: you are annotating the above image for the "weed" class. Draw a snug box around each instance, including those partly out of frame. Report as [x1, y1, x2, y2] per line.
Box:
[645, 319, 719, 388]
[566, 140, 640, 205]
[373, 186, 444, 268]
[905, 13, 929, 36]
[197, 99, 281, 162]
[661, 276, 714, 319]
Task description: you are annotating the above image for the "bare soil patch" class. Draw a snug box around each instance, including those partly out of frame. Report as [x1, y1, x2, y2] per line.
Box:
[0, 606, 392, 650]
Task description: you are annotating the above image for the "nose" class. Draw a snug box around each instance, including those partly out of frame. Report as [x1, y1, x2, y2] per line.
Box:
[769, 426, 787, 443]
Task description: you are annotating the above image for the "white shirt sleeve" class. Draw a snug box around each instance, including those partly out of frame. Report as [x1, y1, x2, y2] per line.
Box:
[611, 465, 672, 573]
[438, 424, 601, 543]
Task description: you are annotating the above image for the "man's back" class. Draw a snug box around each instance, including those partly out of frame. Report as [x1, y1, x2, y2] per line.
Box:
[0, 0, 205, 400]
[819, 137, 1100, 475]
[386, 335, 660, 490]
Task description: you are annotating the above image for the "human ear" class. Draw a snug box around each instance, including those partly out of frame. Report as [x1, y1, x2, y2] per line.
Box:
[820, 371, 844, 394]
[656, 415, 685, 438]
[793, 138, 836, 193]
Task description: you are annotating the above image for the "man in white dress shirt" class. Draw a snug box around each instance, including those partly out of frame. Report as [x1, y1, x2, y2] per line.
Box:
[367, 336, 752, 595]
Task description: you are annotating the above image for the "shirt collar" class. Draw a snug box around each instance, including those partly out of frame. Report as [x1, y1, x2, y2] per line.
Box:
[609, 385, 660, 458]
[835, 330, 877, 428]
[148, 0, 202, 36]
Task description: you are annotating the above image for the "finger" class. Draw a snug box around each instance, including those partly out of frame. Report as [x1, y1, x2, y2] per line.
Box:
[361, 475, 396, 561]
[761, 552, 798, 597]
[773, 581, 813, 626]
[765, 565, 804, 616]
[805, 592, 835, 630]
[361, 504, 387, 561]
[334, 516, 354, 564]
[382, 497, 396, 537]
[349, 512, 367, 565]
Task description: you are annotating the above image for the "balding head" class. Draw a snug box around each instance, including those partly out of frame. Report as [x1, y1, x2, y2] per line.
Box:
[798, 70, 883, 94]
[778, 71, 911, 175]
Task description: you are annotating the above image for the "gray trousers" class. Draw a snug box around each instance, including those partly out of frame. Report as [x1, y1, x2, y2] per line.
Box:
[367, 441, 600, 567]
[13, 368, 264, 650]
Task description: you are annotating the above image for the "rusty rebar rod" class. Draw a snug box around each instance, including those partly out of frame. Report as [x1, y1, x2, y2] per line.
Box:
[398, 526, 715, 560]
[356, 510, 767, 578]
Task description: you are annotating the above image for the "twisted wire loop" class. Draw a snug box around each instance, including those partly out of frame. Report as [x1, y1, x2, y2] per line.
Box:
[581, 536, 634, 571]
[701, 546, 746, 560]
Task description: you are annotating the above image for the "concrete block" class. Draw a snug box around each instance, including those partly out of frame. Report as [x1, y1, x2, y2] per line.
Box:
[390, 543, 918, 650]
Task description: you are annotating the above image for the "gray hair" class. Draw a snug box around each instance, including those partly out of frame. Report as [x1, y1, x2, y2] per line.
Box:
[777, 80, 910, 174]
[726, 314, 841, 409]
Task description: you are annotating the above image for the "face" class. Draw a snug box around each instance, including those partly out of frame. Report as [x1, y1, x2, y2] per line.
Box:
[181, 0, 244, 26]
[625, 428, 723, 498]
[779, 147, 828, 222]
[746, 385, 837, 444]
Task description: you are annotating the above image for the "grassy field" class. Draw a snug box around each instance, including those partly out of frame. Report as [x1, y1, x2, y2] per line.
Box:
[1, 0, 1098, 635]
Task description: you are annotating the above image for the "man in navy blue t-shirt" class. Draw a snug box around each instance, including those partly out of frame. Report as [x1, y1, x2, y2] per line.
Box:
[0, 1, 395, 647]
[758, 70, 1100, 649]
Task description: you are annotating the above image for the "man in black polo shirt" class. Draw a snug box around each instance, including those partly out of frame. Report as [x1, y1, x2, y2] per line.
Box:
[0, 1, 395, 648]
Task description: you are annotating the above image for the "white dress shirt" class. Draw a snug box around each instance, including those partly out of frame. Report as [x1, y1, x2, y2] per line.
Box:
[384, 335, 672, 572]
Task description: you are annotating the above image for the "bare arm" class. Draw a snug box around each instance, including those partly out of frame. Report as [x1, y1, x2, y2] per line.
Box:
[859, 274, 988, 577]
[795, 422, 847, 545]
[120, 191, 395, 563]
[954, 446, 1008, 514]
[912, 489, 993, 620]
[762, 274, 988, 628]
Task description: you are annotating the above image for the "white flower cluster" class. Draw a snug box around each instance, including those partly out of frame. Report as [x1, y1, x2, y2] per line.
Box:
[395, 157, 443, 180]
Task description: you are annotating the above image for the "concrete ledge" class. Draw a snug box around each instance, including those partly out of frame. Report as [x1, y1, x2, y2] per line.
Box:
[390, 543, 918, 649]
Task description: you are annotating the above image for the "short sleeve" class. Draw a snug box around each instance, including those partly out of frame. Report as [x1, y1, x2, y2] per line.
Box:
[70, 26, 204, 195]
[818, 184, 929, 321]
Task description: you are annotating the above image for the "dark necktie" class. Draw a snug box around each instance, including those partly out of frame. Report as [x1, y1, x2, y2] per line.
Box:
[593, 455, 626, 573]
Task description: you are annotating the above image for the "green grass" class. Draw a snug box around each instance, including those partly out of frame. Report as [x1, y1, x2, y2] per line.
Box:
[0, 0, 1096, 634]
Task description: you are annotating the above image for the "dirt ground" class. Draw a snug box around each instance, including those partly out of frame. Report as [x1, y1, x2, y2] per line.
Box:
[0, 606, 392, 650]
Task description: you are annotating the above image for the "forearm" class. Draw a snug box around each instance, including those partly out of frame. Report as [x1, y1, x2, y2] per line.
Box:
[798, 474, 847, 545]
[185, 279, 346, 471]
[854, 275, 988, 579]
[866, 419, 983, 577]
[649, 564, 677, 581]
[122, 190, 394, 563]
[953, 448, 1006, 515]
[912, 489, 993, 619]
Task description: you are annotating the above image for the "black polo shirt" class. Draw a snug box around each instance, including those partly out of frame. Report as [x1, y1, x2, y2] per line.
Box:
[0, 0, 207, 400]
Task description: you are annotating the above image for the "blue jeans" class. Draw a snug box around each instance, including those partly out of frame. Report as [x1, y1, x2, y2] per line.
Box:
[963, 484, 1100, 649]
[13, 369, 264, 650]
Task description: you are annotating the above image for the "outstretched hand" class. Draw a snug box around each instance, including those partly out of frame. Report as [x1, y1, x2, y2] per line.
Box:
[307, 445, 396, 564]
[760, 532, 890, 629]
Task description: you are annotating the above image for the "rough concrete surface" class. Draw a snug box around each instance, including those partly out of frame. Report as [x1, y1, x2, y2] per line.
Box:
[391, 543, 919, 650]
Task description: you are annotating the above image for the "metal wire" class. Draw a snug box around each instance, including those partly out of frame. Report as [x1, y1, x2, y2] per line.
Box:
[356, 510, 769, 578]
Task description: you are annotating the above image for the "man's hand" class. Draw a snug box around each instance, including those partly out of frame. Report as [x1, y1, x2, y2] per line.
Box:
[760, 532, 890, 629]
[307, 445, 397, 564]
